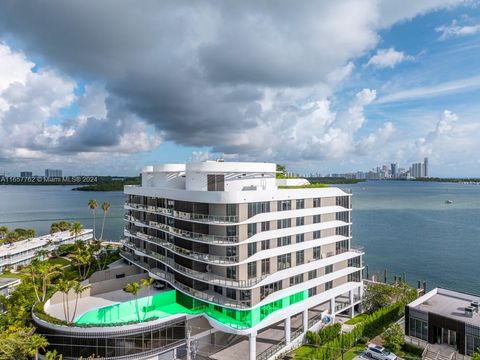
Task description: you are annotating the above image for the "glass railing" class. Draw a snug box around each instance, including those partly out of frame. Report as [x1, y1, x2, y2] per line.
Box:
[124, 202, 238, 223]
[124, 214, 238, 244]
[120, 251, 250, 309]
[122, 240, 267, 288]
[124, 229, 239, 265]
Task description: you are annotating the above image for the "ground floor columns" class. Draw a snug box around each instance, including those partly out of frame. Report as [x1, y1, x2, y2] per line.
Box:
[285, 316, 291, 344]
[330, 297, 335, 315]
[349, 290, 355, 318]
[303, 309, 309, 333]
[249, 331, 257, 360]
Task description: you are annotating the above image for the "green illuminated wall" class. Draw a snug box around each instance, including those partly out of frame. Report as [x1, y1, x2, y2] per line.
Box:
[75, 289, 310, 329]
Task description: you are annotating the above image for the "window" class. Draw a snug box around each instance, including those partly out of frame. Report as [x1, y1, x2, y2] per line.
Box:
[313, 246, 321, 260]
[226, 226, 237, 236]
[277, 218, 291, 229]
[260, 281, 282, 300]
[296, 250, 304, 265]
[290, 274, 303, 286]
[261, 258, 270, 275]
[207, 174, 225, 191]
[296, 233, 304, 243]
[308, 269, 317, 280]
[226, 246, 237, 257]
[313, 214, 321, 223]
[325, 281, 333, 290]
[214, 285, 223, 294]
[261, 221, 270, 232]
[313, 198, 321, 207]
[226, 266, 236, 279]
[296, 199, 305, 209]
[248, 202, 270, 217]
[348, 256, 361, 268]
[226, 288, 236, 300]
[296, 217, 304, 226]
[313, 230, 321, 239]
[248, 242, 257, 257]
[277, 200, 292, 211]
[277, 236, 291, 247]
[247, 223, 257, 237]
[277, 254, 291, 270]
[336, 225, 350, 236]
[335, 239, 349, 254]
[308, 287, 317, 297]
[348, 271, 361, 282]
[409, 318, 428, 341]
[240, 290, 251, 302]
[226, 204, 237, 217]
[247, 262, 257, 279]
[325, 264, 333, 274]
[336, 196, 350, 208]
[261, 240, 270, 250]
[336, 211, 350, 222]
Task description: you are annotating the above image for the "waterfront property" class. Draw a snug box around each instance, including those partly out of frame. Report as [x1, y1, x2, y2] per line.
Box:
[35, 161, 364, 360]
[406, 287, 480, 356]
[0, 229, 93, 272]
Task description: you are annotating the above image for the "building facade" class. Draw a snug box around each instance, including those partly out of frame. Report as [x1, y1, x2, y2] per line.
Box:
[406, 288, 480, 356]
[20, 171, 33, 178]
[122, 161, 363, 359]
[0, 229, 93, 272]
[45, 169, 63, 178]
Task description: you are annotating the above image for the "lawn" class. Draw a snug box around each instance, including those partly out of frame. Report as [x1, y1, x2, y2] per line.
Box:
[45, 257, 71, 267]
[294, 345, 316, 358]
[0, 272, 21, 279]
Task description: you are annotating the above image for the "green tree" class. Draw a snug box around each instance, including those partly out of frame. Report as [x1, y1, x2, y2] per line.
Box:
[88, 199, 98, 240]
[99, 201, 110, 240]
[56, 278, 76, 322]
[71, 243, 93, 280]
[124, 282, 142, 320]
[472, 348, 480, 360]
[70, 281, 91, 322]
[45, 349, 63, 360]
[276, 164, 287, 178]
[382, 323, 404, 353]
[26, 259, 62, 303]
[70, 221, 83, 242]
[0, 326, 48, 360]
[0, 225, 8, 238]
[362, 282, 417, 313]
[4, 231, 20, 244]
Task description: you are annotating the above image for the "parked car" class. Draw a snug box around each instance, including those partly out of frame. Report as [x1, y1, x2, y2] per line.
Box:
[365, 344, 398, 360]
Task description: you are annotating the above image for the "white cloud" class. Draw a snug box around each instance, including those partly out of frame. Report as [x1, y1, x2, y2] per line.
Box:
[376, 75, 480, 103]
[436, 19, 480, 40]
[367, 48, 413, 68]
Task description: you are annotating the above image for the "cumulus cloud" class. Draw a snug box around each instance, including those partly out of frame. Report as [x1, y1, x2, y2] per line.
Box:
[0, 0, 467, 172]
[367, 48, 413, 68]
[436, 19, 480, 40]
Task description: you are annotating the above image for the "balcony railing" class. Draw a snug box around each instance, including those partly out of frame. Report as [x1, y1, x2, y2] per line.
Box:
[120, 251, 250, 309]
[124, 215, 238, 244]
[122, 240, 267, 288]
[125, 229, 238, 264]
[125, 202, 238, 224]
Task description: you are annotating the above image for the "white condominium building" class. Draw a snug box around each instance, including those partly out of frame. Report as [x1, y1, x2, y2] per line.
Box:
[123, 161, 363, 359]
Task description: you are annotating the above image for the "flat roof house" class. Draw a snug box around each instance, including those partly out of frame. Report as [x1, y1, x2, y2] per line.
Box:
[406, 288, 480, 356]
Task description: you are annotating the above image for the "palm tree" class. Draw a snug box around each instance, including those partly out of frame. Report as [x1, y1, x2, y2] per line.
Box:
[0, 225, 8, 239]
[88, 199, 98, 240]
[35, 248, 50, 261]
[45, 349, 63, 360]
[28, 333, 49, 360]
[100, 201, 110, 240]
[38, 262, 62, 302]
[72, 246, 93, 280]
[56, 279, 76, 322]
[124, 282, 142, 320]
[26, 229, 36, 238]
[70, 221, 83, 242]
[70, 281, 91, 322]
[4, 231, 19, 244]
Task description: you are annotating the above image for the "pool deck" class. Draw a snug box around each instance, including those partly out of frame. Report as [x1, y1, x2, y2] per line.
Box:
[46, 286, 164, 322]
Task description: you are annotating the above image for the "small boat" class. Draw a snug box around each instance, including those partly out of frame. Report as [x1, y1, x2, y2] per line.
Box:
[445, 200, 453, 204]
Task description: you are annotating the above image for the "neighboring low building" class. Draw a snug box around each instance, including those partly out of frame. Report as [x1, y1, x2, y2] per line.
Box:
[406, 287, 480, 356]
[0, 277, 21, 297]
[0, 229, 93, 272]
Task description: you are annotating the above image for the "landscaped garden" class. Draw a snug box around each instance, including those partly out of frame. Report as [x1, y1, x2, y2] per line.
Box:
[292, 281, 421, 360]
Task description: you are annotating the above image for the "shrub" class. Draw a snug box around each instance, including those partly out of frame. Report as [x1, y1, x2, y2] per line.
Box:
[382, 323, 404, 353]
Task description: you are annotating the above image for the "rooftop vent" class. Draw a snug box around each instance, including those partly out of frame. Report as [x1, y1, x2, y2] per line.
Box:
[465, 306, 475, 317]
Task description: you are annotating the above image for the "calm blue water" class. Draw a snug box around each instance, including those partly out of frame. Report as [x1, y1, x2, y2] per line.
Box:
[0, 186, 125, 241]
[0, 182, 479, 294]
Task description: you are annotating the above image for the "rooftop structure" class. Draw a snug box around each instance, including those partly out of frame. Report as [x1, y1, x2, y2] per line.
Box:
[0, 229, 93, 272]
[406, 287, 480, 356]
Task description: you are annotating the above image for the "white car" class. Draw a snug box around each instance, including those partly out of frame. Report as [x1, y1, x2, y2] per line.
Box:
[365, 344, 398, 360]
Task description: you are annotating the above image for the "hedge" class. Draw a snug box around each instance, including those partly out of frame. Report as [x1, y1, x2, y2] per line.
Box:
[304, 302, 404, 360]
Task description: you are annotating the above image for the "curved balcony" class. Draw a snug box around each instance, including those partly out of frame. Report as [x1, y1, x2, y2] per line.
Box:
[125, 202, 238, 224]
[125, 229, 238, 264]
[120, 251, 250, 309]
[122, 240, 267, 289]
[125, 215, 238, 244]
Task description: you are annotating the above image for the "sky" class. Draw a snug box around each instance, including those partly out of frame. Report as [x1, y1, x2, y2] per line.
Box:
[0, 1, 480, 177]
